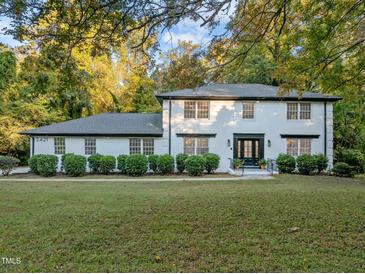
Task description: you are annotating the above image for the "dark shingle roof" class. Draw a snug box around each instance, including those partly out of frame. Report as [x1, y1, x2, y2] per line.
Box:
[156, 83, 341, 101]
[20, 113, 163, 136]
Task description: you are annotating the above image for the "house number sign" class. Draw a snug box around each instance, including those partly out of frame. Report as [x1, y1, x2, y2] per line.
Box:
[35, 137, 48, 142]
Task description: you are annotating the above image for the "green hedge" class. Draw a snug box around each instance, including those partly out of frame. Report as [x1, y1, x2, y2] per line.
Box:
[99, 156, 116, 174]
[0, 156, 20, 176]
[36, 155, 58, 177]
[276, 154, 296, 173]
[338, 149, 365, 174]
[313, 154, 328, 174]
[148, 154, 159, 173]
[185, 155, 206, 176]
[117, 155, 128, 174]
[157, 154, 174, 174]
[176, 153, 188, 173]
[125, 154, 148, 176]
[64, 155, 86, 177]
[203, 153, 220, 174]
[88, 154, 103, 173]
[61, 153, 74, 172]
[297, 154, 317, 175]
[28, 154, 42, 174]
[332, 162, 355, 177]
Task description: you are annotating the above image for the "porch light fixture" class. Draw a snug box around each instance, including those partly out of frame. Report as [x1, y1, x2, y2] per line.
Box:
[227, 139, 231, 147]
[268, 139, 271, 147]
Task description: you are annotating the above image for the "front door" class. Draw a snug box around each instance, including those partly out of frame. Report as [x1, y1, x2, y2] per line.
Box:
[236, 138, 261, 166]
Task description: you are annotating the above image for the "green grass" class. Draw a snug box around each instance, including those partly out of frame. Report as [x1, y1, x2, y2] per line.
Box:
[0, 175, 364, 272]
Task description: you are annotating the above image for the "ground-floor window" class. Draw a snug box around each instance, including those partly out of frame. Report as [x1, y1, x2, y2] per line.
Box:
[287, 138, 311, 156]
[184, 137, 209, 155]
[129, 138, 154, 155]
[54, 137, 65, 155]
[85, 138, 96, 155]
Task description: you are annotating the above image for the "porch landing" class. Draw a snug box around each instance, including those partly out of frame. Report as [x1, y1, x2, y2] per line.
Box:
[228, 167, 276, 177]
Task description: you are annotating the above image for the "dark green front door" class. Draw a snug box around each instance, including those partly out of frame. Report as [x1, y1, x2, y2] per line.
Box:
[236, 138, 261, 166]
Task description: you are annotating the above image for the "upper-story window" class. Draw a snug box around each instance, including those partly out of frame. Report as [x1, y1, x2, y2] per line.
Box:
[129, 138, 154, 155]
[85, 138, 96, 155]
[287, 103, 311, 120]
[242, 102, 255, 119]
[184, 101, 209, 119]
[54, 137, 65, 155]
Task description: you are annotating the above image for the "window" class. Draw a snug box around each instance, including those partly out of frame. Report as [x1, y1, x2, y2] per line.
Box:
[287, 103, 311, 120]
[143, 139, 154, 155]
[287, 103, 298, 120]
[54, 137, 65, 155]
[129, 138, 141, 154]
[287, 138, 312, 156]
[242, 102, 255, 119]
[85, 138, 96, 155]
[184, 101, 209, 119]
[300, 103, 311, 120]
[183, 137, 209, 155]
[129, 138, 154, 155]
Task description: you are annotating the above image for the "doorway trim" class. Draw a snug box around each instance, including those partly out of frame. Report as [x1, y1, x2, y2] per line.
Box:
[233, 133, 265, 162]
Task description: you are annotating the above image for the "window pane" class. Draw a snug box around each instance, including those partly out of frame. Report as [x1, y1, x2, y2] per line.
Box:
[184, 101, 196, 119]
[196, 138, 209, 155]
[85, 138, 96, 155]
[129, 138, 141, 154]
[243, 140, 252, 157]
[287, 138, 298, 156]
[300, 139, 311, 155]
[197, 101, 209, 118]
[54, 137, 65, 155]
[184, 138, 195, 155]
[242, 102, 254, 119]
[300, 103, 311, 120]
[143, 139, 154, 155]
[287, 103, 298, 120]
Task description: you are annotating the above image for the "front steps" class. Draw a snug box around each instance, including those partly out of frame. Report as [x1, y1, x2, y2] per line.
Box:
[228, 167, 276, 177]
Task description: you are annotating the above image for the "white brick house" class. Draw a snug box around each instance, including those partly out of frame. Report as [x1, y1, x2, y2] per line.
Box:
[21, 84, 341, 172]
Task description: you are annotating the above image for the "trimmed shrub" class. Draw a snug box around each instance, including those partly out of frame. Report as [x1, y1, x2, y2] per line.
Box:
[37, 155, 58, 177]
[0, 156, 20, 176]
[276, 153, 296, 173]
[88, 154, 103, 173]
[64, 155, 86, 177]
[338, 149, 365, 174]
[61, 153, 74, 172]
[296, 154, 317, 175]
[28, 154, 42, 174]
[148, 154, 159, 173]
[176, 153, 188, 173]
[117, 154, 128, 174]
[99, 156, 116, 174]
[125, 154, 148, 176]
[313, 154, 328, 174]
[332, 162, 355, 177]
[157, 154, 174, 175]
[203, 153, 220, 173]
[185, 155, 206, 176]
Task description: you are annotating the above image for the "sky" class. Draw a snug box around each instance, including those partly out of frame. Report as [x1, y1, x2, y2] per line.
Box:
[0, 6, 233, 53]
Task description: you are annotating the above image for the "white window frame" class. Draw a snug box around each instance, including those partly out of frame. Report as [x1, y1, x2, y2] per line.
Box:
[184, 100, 209, 119]
[54, 137, 65, 155]
[286, 138, 312, 156]
[183, 137, 209, 155]
[85, 137, 96, 155]
[129, 138, 154, 155]
[242, 101, 255, 119]
[287, 102, 312, 120]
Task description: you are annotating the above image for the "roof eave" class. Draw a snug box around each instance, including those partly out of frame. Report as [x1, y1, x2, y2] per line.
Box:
[19, 132, 163, 137]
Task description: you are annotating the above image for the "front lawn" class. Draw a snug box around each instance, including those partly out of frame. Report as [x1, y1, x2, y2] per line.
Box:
[0, 175, 364, 272]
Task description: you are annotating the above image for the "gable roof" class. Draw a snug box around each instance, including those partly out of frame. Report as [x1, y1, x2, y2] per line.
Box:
[156, 83, 341, 101]
[20, 113, 163, 136]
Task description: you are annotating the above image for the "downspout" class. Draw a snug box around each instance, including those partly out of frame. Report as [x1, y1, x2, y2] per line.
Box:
[324, 101, 327, 156]
[31, 136, 35, 156]
[168, 98, 172, 155]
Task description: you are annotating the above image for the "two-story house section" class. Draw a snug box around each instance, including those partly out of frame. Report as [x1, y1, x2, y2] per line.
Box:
[156, 84, 341, 171]
[21, 83, 341, 172]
